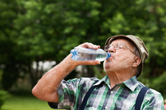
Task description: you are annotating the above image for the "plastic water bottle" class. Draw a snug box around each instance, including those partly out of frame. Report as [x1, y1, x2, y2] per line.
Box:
[70, 47, 111, 62]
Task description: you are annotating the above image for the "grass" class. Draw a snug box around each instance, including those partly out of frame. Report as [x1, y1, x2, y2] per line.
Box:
[1, 91, 165, 110]
[1, 91, 65, 110]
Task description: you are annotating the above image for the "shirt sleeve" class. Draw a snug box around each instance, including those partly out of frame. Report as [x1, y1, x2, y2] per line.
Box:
[57, 77, 98, 109]
[48, 77, 98, 109]
[47, 78, 81, 109]
[142, 89, 165, 110]
[57, 78, 81, 109]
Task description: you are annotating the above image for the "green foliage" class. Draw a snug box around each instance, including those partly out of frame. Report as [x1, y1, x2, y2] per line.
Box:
[150, 72, 166, 95]
[0, 90, 10, 109]
[93, 65, 106, 79]
[1, 94, 55, 110]
[0, 0, 22, 90]
[138, 71, 166, 97]
[0, 0, 166, 91]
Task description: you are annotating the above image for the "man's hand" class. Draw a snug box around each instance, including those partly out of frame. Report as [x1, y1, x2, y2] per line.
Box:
[78, 42, 100, 50]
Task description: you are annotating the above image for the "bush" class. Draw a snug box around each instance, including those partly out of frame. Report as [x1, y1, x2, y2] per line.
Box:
[0, 90, 10, 109]
[150, 72, 166, 97]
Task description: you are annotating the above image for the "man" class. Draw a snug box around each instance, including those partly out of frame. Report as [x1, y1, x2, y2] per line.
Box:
[32, 35, 165, 109]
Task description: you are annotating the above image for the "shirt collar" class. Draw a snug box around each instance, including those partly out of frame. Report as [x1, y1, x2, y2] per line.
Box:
[93, 76, 109, 86]
[94, 75, 139, 91]
[93, 75, 111, 89]
[123, 76, 139, 91]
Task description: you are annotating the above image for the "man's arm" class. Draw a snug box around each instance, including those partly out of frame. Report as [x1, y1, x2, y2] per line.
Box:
[32, 43, 100, 103]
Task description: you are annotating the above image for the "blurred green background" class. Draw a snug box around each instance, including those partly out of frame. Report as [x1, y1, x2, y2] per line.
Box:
[1, 0, 166, 109]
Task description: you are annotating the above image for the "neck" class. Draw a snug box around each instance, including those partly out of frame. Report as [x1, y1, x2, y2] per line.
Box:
[106, 69, 136, 88]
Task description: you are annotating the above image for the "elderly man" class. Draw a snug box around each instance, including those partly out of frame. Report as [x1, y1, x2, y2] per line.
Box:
[32, 35, 165, 110]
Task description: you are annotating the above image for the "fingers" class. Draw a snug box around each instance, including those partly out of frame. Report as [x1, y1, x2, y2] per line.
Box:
[76, 60, 101, 65]
[78, 42, 100, 50]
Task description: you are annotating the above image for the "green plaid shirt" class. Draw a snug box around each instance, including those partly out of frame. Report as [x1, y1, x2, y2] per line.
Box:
[55, 76, 164, 110]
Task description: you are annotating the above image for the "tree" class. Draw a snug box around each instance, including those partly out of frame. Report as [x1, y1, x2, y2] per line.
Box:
[0, 0, 22, 90]
[0, 0, 166, 95]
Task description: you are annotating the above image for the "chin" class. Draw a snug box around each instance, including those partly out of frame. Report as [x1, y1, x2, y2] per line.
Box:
[105, 68, 113, 73]
[103, 61, 112, 72]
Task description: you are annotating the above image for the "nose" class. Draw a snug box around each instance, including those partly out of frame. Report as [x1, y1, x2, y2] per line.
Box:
[107, 46, 116, 53]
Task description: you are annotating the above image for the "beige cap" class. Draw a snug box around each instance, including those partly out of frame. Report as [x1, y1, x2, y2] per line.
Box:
[104, 35, 149, 77]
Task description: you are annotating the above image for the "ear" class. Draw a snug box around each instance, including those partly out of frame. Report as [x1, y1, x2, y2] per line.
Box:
[132, 57, 141, 67]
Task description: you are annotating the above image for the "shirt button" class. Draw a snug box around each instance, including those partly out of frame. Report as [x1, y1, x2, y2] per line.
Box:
[111, 91, 113, 94]
[105, 106, 108, 109]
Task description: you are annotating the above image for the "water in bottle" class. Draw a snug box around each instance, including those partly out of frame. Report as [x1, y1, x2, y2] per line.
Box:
[70, 47, 111, 62]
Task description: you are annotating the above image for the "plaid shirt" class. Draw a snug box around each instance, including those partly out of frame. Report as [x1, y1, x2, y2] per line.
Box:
[54, 76, 164, 110]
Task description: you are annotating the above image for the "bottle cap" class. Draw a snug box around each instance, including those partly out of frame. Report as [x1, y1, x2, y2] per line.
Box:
[106, 53, 111, 59]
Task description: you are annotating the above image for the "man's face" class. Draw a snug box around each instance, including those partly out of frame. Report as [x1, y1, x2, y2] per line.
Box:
[103, 39, 136, 73]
